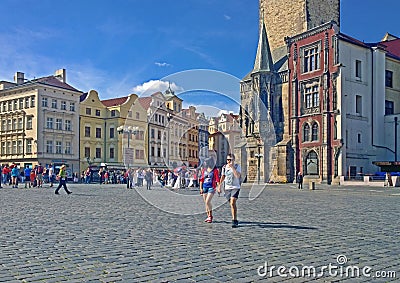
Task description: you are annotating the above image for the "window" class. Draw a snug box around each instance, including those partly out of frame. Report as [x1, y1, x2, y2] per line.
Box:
[305, 151, 319, 175]
[12, 119, 17, 130]
[8, 101, 12, 111]
[6, 141, 11, 154]
[356, 95, 362, 115]
[334, 121, 338, 140]
[52, 99, 57, 109]
[158, 130, 161, 139]
[85, 126, 90, 137]
[26, 139, 32, 154]
[13, 100, 17, 110]
[19, 99, 23, 109]
[128, 111, 132, 118]
[65, 120, 71, 131]
[95, 109, 101, 116]
[2, 102, 6, 112]
[12, 141, 17, 154]
[151, 129, 155, 138]
[312, 123, 318, 141]
[358, 133, 361, 143]
[111, 110, 116, 117]
[65, 142, 71, 154]
[303, 123, 310, 142]
[70, 102, 75, 111]
[96, 127, 102, 138]
[86, 107, 92, 115]
[151, 146, 155, 156]
[304, 85, 319, 108]
[385, 100, 394, 115]
[1, 120, 6, 131]
[17, 140, 22, 154]
[95, 148, 101, 159]
[157, 147, 161, 157]
[110, 127, 115, 138]
[135, 149, 144, 159]
[46, 140, 53, 153]
[61, 101, 66, 110]
[136, 130, 144, 140]
[386, 70, 393, 88]
[109, 148, 115, 159]
[42, 97, 48, 107]
[18, 118, 23, 130]
[303, 46, 319, 73]
[355, 60, 362, 79]
[56, 118, 62, 130]
[25, 97, 30, 108]
[56, 141, 62, 154]
[84, 147, 90, 158]
[30, 96, 35, 108]
[46, 117, 53, 129]
[136, 112, 140, 119]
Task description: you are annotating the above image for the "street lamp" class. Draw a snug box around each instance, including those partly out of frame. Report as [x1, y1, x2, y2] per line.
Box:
[117, 126, 139, 168]
[252, 133, 263, 184]
[395, 117, 398, 162]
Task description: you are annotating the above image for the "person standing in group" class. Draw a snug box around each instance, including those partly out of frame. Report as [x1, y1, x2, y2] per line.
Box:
[11, 164, 19, 188]
[296, 172, 303, 189]
[199, 157, 220, 223]
[145, 169, 153, 190]
[218, 153, 241, 228]
[55, 165, 72, 195]
[24, 165, 32, 188]
[48, 164, 54, 187]
[36, 163, 44, 188]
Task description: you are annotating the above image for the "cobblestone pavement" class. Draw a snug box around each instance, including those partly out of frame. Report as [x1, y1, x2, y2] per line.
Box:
[0, 182, 399, 282]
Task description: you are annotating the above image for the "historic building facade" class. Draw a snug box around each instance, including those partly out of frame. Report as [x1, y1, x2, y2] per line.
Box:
[0, 69, 81, 174]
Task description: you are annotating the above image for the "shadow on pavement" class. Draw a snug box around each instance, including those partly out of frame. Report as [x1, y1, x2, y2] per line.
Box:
[214, 221, 318, 230]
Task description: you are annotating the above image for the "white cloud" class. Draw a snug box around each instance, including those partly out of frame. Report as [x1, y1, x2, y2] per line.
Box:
[132, 80, 184, 96]
[155, 62, 171, 67]
[224, 14, 231, 20]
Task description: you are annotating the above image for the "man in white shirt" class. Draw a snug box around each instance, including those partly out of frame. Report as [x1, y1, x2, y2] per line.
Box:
[218, 153, 241, 228]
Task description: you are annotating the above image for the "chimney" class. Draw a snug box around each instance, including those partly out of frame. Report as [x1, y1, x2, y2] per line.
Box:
[54, 68, 66, 83]
[14, 72, 25, 84]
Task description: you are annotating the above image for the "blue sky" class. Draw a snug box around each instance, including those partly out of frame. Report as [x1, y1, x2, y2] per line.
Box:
[0, 0, 398, 116]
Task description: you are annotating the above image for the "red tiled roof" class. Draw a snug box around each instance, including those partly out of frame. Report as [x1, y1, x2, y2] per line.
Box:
[138, 96, 152, 110]
[32, 76, 81, 92]
[101, 96, 128, 107]
[380, 38, 400, 58]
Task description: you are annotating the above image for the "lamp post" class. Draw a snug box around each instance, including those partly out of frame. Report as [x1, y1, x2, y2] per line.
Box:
[395, 117, 398, 162]
[252, 133, 263, 184]
[117, 126, 139, 168]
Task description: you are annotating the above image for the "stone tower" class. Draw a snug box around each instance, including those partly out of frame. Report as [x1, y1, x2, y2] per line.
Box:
[259, 0, 340, 51]
[239, 21, 282, 183]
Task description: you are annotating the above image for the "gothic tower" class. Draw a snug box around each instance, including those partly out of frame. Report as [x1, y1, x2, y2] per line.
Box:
[259, 0, 340, 51]
[239, 21, 281, 183]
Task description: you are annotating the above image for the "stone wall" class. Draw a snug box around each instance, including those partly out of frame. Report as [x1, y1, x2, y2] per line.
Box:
[260, 0, 340, 51]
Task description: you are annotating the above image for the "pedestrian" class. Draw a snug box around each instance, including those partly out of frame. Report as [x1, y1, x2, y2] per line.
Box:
[24, 165, 32, 188]
[30, 169, 36, 187]
[199, 157, 220, 223]
[145, 169, 153, 190]
[296, 172, 303, 189]
[55, 165, 72, 195]
[36, 163, 44, 188]
[85, 167, 91, 184]
[218, 153, 241, 228]
[11, 164, 19, 188]
[48, 164, 54, 187]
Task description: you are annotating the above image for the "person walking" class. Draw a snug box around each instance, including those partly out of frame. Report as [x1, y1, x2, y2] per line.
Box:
[36, 163, 44, 188]
[296, 172, 303, 189]
[55, 165, 72, 195]
[218, 153, 241, 228]
[145, 169, 153, 190]
[199, 157, 220, 223]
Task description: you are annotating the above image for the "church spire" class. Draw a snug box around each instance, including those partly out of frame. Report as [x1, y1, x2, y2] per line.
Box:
[253, 19, 274, 73]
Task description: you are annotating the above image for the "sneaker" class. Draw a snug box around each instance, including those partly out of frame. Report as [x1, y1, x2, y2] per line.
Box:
[55, 192, 59, 195]
[67, 191, 72, 195]
[204, 216, 213, 223]
[232, 220, 238, 228]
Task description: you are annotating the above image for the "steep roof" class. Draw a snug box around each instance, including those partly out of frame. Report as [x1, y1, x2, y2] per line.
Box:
[101, 96, 128, 107]
[380, 38, 400, 58]
[253, 21, 274, 73]
[138, 96, 152, 110]
[29, 76, 81, 92]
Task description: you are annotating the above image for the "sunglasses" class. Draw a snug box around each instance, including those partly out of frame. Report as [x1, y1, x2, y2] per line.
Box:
[227, 159, 232, 161]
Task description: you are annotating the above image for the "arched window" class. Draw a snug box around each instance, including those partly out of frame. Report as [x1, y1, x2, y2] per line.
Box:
[312, 123, 318, 141]
[305, 151, 319, 175]
[303, 123, 310, 142]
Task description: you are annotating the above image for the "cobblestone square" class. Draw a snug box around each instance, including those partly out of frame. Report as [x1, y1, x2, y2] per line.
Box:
[0, 183, 399, 282]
